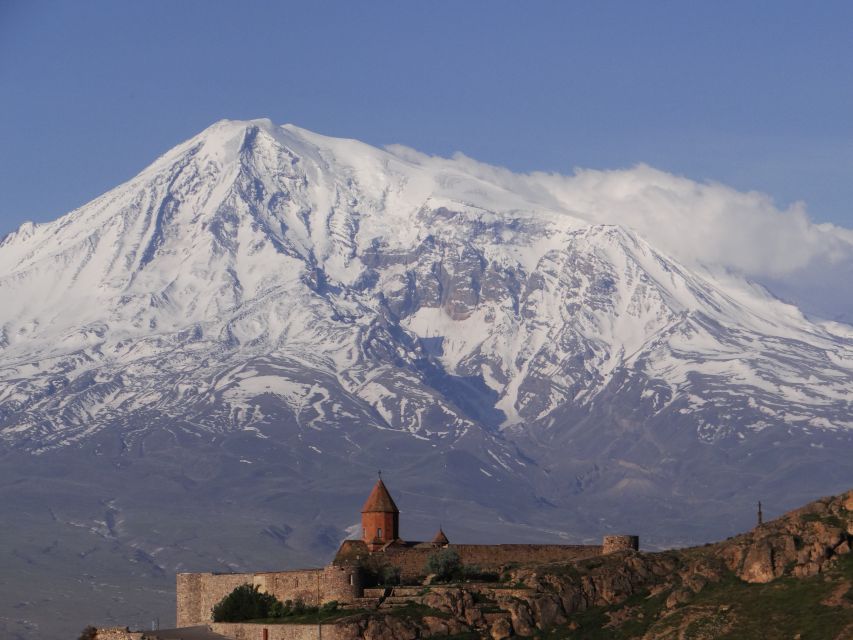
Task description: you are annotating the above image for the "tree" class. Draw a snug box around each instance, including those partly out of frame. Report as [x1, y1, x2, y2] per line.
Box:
[211, 584, 282, 622]
[380, 564, 401, 586]
[355, 554, 401, 587]
[424, 548, 462, 582]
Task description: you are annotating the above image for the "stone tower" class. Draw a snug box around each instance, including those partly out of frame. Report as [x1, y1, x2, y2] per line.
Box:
[361, 476, 399, 551]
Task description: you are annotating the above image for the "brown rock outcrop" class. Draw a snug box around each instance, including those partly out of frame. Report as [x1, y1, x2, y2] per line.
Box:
[717, 489, 853, 583]
[489, 617, 513, 640]
[408, 489, 852, 637]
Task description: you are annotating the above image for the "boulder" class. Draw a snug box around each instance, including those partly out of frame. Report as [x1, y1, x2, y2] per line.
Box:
[529, 594, 567, 629]
[363, 615, 419, 640]
[490, 617, 513, 640]
[505, 598, 536, 636]
[739, 542, 778, 583]
[665, 588, 693, 609]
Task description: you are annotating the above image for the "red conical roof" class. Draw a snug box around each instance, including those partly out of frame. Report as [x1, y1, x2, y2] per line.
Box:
[431, 528, 449, 545]
[361, 478, 399, 513]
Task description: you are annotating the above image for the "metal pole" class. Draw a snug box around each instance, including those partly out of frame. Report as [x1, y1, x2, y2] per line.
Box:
[317, 571, 322, 640]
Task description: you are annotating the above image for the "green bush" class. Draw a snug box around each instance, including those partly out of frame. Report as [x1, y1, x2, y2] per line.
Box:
[211, 584, 282, 622]
[356, 555, 401, 586]
[320, 600, 339, 613]
[269, 600, 290, 618]
[424, 548, 463, 582]
[380, 564, 401, 586]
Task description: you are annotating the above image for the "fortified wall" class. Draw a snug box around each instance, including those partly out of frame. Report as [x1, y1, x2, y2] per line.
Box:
[335, 540, 608, 581]
[176, 564, 360, 627]
[175, 478, 639, 628]
[393, 542, 604, 579]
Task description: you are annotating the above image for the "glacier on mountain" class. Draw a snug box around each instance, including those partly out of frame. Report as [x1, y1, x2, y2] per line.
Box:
[1, 118, 851, 449]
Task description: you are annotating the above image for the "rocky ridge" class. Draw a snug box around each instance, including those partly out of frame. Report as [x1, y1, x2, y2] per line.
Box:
[329, 489, 853, 639]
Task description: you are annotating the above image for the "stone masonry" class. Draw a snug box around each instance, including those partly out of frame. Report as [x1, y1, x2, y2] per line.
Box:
[176, 476, 638, 627]
[335, 540, 605, 581]
[177, 565, 360, 627]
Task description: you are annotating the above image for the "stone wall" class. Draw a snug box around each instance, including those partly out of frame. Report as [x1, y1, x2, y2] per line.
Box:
[178, 539, 636, 626]
[177, 571, 254, 627]
[602, 535, 640, 554]
[382, 544, 604, 580]
[255, 565, 360, 607]
[93, 628, 144, 640]
[177, 565, 361, 627]
[211, 622, 347, 640]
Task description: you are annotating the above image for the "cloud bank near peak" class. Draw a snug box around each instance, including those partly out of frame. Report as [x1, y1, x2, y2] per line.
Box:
[387, 144, 853, 323]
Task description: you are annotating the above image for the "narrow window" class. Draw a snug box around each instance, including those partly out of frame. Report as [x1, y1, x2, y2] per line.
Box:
[377, 527, 382, 539]
[349, 574, 354, 586]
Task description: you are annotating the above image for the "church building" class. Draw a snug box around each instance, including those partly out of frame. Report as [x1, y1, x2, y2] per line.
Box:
[176, 476, 638, 627]
[360, 475, 401, 550]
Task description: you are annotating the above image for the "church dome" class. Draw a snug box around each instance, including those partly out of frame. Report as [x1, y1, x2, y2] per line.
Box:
[431, 528, 449, 546]
[361, 478, 399, 513]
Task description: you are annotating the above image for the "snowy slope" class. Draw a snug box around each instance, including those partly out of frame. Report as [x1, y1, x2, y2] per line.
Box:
[1, 118, 851, 452]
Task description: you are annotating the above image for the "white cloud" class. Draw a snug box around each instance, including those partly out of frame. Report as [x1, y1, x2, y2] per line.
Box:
[387, 146, 853, 322]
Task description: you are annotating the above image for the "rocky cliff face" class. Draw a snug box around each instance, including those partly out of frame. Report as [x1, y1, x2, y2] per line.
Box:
[323, 489, 853, 639]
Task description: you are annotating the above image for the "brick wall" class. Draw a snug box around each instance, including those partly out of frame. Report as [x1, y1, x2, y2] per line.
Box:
[602, 535, 640, 553]
[319, 564, 363, 602]
[177, 572, 254, 627]
[255, 565, 359, 607]
[179, 540, 628, 626]
[210, 622, 348, 640]
[381, 544, 603, 580]
[456, 544, 603, 568]
[93, 628, 144, 640]
[177, 565, 361, 627]
[362, 511, 397, 548]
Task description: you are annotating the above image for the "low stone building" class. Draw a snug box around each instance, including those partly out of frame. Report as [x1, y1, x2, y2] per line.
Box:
[176, 476, 638, 627]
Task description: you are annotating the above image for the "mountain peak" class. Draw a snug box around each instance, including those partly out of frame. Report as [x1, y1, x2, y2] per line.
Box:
[148, 117, 289, 170]
[197, 117, 299, 142]
[0, 119, 851, 494]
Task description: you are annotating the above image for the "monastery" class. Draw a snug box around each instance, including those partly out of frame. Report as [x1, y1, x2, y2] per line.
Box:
[176, 477, 638, 627]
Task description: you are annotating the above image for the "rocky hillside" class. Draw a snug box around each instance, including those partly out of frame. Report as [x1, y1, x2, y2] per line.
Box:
[325, 489, 853, 639]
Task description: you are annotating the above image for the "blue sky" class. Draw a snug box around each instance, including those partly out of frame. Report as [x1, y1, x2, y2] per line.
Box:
[1, 1, 851, 236]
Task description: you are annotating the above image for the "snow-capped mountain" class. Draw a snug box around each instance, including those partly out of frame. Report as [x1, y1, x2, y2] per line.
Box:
[2, 118, 851, 449]
[1, 119, 851, 638]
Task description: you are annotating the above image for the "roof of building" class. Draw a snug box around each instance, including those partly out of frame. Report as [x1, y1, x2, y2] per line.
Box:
[431, 527, 449, 546]
[361, 477, 399, 513]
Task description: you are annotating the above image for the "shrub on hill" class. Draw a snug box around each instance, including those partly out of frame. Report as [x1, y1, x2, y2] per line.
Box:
[356, 554, 403, 586]
[424, 548, 463, 582]
[211, 584, 282, 622]
[212, 587, 340, 623]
